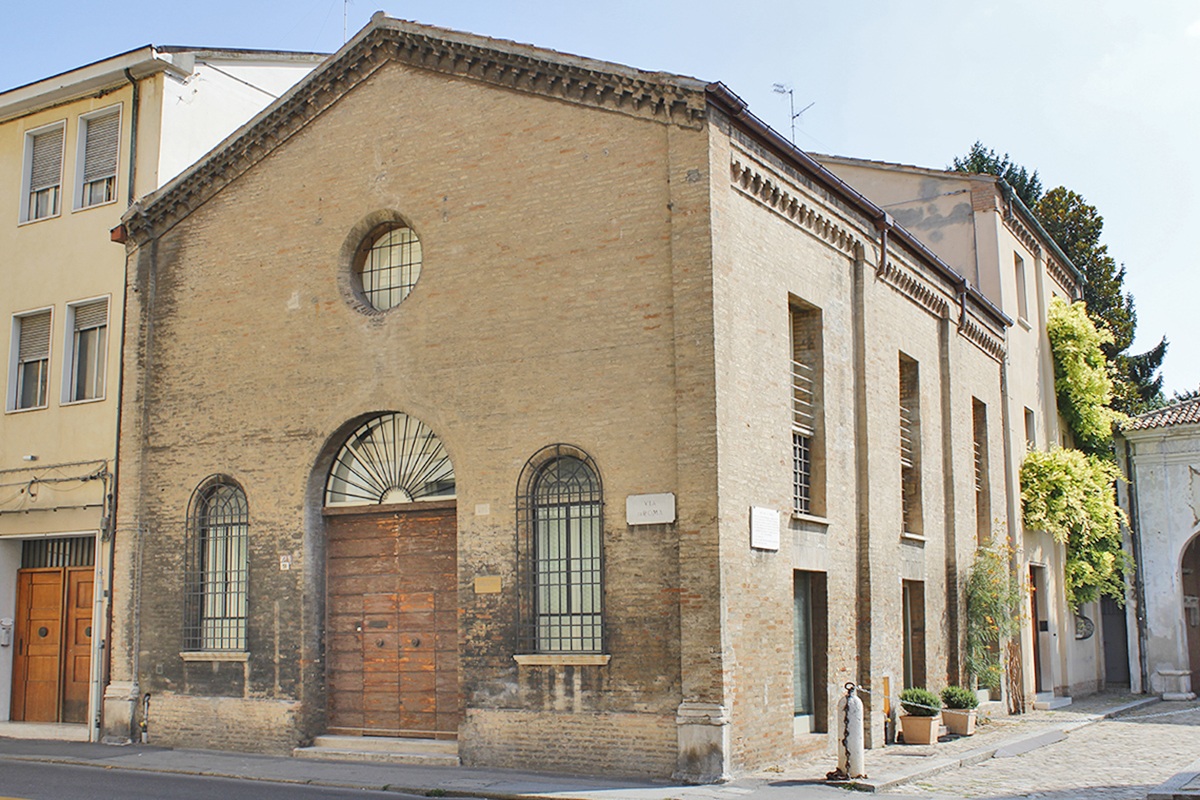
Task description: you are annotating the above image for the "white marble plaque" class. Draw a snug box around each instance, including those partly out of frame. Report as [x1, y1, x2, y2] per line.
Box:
[750, 506, 780, 551]
[626, 493, 676, 525]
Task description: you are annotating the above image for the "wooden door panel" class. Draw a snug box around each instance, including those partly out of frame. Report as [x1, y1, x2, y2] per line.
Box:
[326, 505, 458, 738]
[11, 570, 64, 722]
[62, 569, 94, 723]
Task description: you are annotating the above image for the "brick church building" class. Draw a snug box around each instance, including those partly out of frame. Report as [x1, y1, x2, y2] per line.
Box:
[104, 15, 1013, 781]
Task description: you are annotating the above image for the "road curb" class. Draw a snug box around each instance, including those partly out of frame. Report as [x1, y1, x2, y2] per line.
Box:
[840, 696, 1161, 793]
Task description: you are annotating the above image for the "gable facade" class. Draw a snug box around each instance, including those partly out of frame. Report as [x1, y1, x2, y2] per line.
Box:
[105, 16, 1011, 780]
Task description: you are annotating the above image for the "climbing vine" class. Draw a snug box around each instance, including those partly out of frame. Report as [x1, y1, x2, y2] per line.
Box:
[1019, 298, 1131, 609]
[1021, 447, 1131, 608]
[1045, 298, 1124, 455]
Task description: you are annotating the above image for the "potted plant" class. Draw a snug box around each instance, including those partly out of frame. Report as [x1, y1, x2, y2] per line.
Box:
[898, 687, 940, 745]
[941, 686, 979, 736]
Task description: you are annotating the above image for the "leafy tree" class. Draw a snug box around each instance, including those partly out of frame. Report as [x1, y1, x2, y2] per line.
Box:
[1174, 386, 1200, 403]
[1045, 299, 1124, 455]
[952, 141, 1043, 209]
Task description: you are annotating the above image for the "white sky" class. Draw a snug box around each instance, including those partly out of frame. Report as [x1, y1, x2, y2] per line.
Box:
[4, 0, 1196, 395]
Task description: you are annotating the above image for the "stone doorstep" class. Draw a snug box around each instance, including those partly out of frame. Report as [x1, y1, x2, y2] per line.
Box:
[293, 735, 461, 766]
[0, 722, 89, 742]
[837, 696, 1161, 793]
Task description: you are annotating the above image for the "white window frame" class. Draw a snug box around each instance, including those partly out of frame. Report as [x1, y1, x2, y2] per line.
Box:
[7, 306, 54, 413]
[19, 121, 66, 224]
[73, 105, 122, 212]
[60, 295, 110, 405]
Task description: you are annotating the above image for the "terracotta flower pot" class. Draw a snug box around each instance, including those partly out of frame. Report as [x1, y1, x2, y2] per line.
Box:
[943, 708, 976, 736]
[899, 713, 940, 744]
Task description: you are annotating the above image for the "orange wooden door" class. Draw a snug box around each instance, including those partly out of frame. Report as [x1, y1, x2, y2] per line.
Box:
[10, 569, 64, 722]
[326, 503, 457, 738]
[61, 568, 94, 724]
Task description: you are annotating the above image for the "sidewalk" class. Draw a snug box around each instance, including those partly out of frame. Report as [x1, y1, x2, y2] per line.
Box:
[0, 692, 1163, 799]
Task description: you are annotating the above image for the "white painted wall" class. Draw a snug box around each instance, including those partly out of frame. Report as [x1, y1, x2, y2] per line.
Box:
[0, 538, 20, 721]
[1120, 421, 1200, 696]
[157, 58, 322, 190]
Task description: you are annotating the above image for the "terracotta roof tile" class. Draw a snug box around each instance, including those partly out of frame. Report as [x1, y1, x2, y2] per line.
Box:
[1123, 397, 1200, 430]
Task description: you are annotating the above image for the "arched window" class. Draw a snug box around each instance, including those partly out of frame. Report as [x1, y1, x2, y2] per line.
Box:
[517, 445, 603, 653]
[184, 476, 249, 652]
[324, 412, 455, 506]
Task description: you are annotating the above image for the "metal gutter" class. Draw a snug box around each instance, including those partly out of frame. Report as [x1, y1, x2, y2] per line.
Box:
[709, 81, 1012, 329]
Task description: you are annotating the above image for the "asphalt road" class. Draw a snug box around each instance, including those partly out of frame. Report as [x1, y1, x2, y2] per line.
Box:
[0, 760, 429, 800]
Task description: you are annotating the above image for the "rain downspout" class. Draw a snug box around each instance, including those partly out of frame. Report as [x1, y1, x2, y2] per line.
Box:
[123, 69, 139, 206]
[1122, 438, 1150, 692]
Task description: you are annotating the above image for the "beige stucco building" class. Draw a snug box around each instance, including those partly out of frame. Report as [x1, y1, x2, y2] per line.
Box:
[814, 156, 1105, 706]
[0, 46, 325, 741]
[101, 16, 1021, 779]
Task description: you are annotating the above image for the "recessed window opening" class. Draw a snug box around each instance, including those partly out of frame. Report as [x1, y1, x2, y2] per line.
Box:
[24, 124, 64, 222]
[67, 299, 108, 402]
[902, 580, 926, 689]
[1024, 407, 1037, 452]
[973, 399, 990, 545]
[184, 477, 249, 652]
[14, 311, 52, 410]
[325, 412, 455, 506]
[78, 109, 119, 209]
[1014, 253, 1029, 322]
[517, 445, 604, 654]
[356, 222, 422, 311]
[791, 302, 824, 516]
[899, 354, 922, 536]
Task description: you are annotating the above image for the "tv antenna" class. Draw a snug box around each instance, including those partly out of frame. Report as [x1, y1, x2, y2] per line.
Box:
[772, 84, 814, 144]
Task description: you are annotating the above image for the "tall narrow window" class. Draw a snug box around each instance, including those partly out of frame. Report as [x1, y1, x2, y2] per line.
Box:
[972, 399, 990, 544]
[791, 302, 824, 516]
[66, 299, 107, 402]
[1014, 253, 1029, 323]
[1024, 407, 1037, 452]
[23, 125, 64, 222]
[77, 109, 119, 209]
[517, 445, 603, 653]
[184, 477, 249, 651]
[902, 580, 926, 689]
[13, 311, 51, 410]
[899, 354, 922, 537]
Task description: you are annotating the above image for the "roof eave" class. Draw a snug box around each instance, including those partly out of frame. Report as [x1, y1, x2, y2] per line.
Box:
[705, 83, 1011, 330]
[0, 47, 187, 124]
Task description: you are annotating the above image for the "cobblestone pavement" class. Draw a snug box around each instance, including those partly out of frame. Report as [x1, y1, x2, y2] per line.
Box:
[889, 696, 1200, 799]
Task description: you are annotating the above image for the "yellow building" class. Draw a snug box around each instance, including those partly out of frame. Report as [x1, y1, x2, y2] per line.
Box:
[0, 45, 325, 741]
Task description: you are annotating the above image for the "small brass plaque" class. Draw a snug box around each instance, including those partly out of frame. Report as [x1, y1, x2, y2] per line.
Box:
[474, 575, 502, 594]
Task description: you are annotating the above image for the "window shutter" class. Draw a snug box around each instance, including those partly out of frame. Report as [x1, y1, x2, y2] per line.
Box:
[29, 129, 64, 191]
[19, 313, 51, 362]
[73, 299, 108, 331]
[82, 113, 119, 182]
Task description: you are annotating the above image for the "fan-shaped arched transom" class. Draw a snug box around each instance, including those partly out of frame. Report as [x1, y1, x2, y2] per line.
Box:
[325, 413, 455, 506]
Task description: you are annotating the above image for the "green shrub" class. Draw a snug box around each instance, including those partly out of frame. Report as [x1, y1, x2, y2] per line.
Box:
[941, 686, 979, 710]
[965, 543, 1022, 690]
[899, 687, 940, 717]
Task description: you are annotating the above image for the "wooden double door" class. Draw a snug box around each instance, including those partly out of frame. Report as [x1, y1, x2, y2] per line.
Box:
[11, 567, 93, 723]
[325, 502, 458, 739]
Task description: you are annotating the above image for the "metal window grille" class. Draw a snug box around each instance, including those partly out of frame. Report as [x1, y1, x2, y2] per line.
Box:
[17, 312, 51, 409]
[899, 357, 921, 535]
[81, 111, 119, 207]
[516, 445, 603, 653]
[358, 225, 422, 311]
[184, 477, 249, 651]
[792, 357, 815, 514]
[21, 536, 95, 569]
[324, 412, 455, 506]
[28, 127, 63, 220]
[793, 431, 812, 515]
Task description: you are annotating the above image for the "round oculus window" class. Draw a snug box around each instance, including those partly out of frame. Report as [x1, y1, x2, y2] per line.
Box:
[355, 223, 422, 311]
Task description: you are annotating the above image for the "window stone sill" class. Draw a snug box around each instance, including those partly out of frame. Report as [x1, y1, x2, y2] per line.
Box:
[513, 654, 611, 666]
[180, 651, 249, 662]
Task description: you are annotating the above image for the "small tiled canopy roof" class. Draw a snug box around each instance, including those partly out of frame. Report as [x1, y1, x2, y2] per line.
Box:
[1123, 397, 1200, 430]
